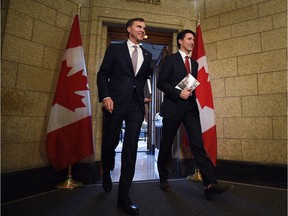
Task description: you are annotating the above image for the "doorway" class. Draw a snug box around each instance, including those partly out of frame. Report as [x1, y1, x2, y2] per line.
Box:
[106, 25, 175, 182]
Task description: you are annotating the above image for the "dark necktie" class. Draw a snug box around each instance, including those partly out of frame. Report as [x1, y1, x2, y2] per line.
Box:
[132, 45, 138, 75]
[185, 56, 190, 74]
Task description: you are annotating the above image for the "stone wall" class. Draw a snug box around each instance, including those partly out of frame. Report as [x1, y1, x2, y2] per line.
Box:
[1, 0, 198, 172]
[200, 0, 287, 163]
[1, 0, 287, 173]
[1, 0, 92, 172]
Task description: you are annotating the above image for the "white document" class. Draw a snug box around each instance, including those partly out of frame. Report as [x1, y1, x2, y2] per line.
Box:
[144, 79, 152, 98]
[175, 74, 200, 91]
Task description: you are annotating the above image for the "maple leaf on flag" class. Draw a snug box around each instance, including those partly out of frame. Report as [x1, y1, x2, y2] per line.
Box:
[46, 15, 94, 171]
[195, 67, 214, 109]
[53, 59, 89, 111]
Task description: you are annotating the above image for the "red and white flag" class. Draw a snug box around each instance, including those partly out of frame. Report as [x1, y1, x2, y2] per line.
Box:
[45, 15, 94, 171]
[192, 24, 217, 166]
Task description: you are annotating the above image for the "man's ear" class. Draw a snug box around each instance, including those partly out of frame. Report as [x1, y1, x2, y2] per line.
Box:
[127, 26, 131, 34]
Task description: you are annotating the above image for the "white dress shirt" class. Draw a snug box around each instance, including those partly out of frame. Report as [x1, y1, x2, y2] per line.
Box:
[127, 39, 144, 75]
[179, 49, 191, 72]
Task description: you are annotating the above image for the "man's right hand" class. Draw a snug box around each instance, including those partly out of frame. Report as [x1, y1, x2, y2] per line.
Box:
[103, 97, 114, 114]
[180, 88, 193, 100]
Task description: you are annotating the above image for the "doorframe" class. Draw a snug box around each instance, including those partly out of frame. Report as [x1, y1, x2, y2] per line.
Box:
[106, 25, 175, 154]
[107, 25, 175, 54]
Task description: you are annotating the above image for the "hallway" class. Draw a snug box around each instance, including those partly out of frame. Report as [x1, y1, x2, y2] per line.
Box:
[3, 179, 286, 216]
[111, 140, 159, 182]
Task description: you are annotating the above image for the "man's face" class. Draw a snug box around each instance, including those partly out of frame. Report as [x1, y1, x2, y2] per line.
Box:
[179, 33, 195, 54]
[127, 21, 146, 44]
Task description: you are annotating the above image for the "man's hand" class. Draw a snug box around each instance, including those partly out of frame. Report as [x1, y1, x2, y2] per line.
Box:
[144, 97, 152, 103]
[102, 97, 114, 113]
[180, 88, 193, 100]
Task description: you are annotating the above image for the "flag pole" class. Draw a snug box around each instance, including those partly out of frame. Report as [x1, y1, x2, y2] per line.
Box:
[187, 168, 202, 182]
[57, 165, 82, 189]
[188, 14, 203, 183]
[56, 4, 83, 190]
[196, 13, 200, 27]
[77, 2, 81, 15]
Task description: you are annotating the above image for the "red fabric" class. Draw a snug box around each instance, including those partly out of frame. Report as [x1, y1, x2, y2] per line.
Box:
[46, 117, 94, 171]
[66, 15, 82, 49]
[202, 126, 217, 165]
[181, 124, 189, 146]
[192, 24, 217, 166]
[45, 15, 94, 171]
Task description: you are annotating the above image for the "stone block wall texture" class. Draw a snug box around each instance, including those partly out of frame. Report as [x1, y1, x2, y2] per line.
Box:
[1, 0, 287, 173]
[202, 0, 287, 164]
[1, 0, 90, 172]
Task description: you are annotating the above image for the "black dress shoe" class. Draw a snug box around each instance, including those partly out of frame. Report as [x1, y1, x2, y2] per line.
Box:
[117, 197, 139, 215]
[204, 183, 234, 200]
[102, 175, 112, 192]
[160, 181, 171, 192]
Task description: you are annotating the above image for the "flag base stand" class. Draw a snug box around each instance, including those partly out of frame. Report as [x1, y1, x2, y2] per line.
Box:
[56, 166, 82, 190]
[187, 168, 202, 182]
[56, 175, 82, 190]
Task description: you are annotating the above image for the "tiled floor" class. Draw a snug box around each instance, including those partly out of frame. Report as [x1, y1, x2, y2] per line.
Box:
[111, 140, 159, 182]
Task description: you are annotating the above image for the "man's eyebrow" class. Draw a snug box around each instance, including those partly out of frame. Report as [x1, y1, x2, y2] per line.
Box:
[137, 24, 145, 27]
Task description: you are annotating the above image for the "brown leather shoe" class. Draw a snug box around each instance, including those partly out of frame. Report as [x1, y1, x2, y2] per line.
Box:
[160, 181, 171, 192]
[204, 183, 234, 200]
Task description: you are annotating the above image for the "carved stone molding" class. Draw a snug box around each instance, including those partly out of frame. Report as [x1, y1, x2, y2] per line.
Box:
[127, 0, 161, 4]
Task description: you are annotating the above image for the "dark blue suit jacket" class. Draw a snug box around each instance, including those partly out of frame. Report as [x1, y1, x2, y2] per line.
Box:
[97, 41, 152, 114]
[157, 52, 199, 120]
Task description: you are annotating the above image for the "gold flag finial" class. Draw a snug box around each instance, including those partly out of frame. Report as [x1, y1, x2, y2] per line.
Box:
[197, 13, 201, 26]
[77, 3, 81, 15]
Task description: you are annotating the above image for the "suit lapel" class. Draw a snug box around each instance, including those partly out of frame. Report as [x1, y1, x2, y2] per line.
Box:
[121, 41, 135, 75]
[191, 60, 197, 79]
[176, 53, 198, 79]
[121, 42, 150, 77]
[136, 47, 149, 76]
[176, 52, 187, 77]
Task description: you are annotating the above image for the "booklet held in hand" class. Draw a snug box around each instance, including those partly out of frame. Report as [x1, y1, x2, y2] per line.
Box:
[175, 74, 200, 91]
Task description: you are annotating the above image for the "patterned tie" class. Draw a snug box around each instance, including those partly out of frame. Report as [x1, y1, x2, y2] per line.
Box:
[132, 45, 138, 75]
[185, 56, 190, 74]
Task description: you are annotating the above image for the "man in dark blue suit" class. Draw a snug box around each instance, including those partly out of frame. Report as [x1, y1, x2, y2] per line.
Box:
[157, 29, 233, 200]
[97, 18, 152, 215]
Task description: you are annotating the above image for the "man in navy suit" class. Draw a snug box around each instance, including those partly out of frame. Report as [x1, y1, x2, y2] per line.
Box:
[97, 18, 152, 215]
[157, 29, 233, 200]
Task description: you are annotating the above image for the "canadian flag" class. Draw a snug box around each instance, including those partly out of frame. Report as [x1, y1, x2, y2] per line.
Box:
[192, 24, 217, 166]
[45, 15, 94, 171]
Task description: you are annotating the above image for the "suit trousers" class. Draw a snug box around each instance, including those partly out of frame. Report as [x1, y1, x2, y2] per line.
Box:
[101, 91, 144, 201]
[157, 109, 217, 187]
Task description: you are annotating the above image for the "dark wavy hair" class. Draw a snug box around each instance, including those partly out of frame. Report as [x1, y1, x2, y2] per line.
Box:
[177, 29, 196, 49]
